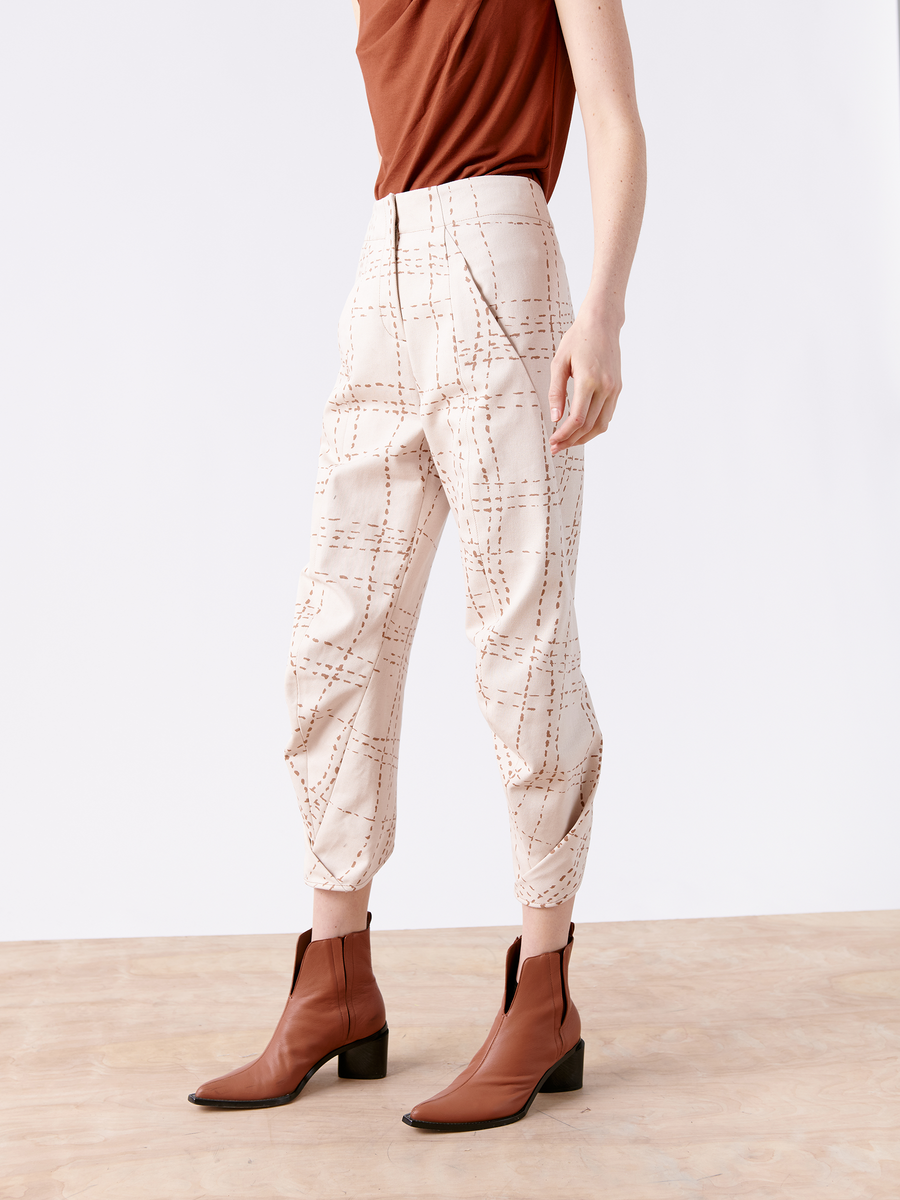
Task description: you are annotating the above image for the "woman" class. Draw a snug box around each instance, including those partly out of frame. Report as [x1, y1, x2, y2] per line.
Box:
[189, 0, 646, 1132]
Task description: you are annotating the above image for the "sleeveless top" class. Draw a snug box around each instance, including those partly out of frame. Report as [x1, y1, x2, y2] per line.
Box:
[356, 0, 577, 202]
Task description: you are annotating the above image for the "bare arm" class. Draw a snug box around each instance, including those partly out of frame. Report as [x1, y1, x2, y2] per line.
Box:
[549, 0, 647, 452]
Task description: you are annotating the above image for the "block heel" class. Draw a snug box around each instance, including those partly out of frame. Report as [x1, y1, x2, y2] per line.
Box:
[540, 1038, 584, 1093]
[338, 1025, 389, 1079]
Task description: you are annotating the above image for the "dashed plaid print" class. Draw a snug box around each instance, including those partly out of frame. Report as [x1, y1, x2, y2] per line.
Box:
[285, 174, 602, 907]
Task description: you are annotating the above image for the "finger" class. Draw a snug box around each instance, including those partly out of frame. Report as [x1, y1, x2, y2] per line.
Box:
[560, 389, 619, 450]
[552, 393, 604, 453]
[550, 374, 596, 448]
[547, 351, 571, 423]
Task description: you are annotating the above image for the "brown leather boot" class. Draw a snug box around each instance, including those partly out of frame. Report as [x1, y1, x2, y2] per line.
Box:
[402, 923, 584, 1131]
[188, 911, 388, 1108]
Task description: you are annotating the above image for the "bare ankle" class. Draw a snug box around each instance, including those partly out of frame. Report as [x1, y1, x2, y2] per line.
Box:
[311, 882, 372, 941]
[518, 898, 575, 978]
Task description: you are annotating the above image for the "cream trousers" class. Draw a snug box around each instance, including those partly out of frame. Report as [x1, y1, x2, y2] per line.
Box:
[285, 173, 603, 907]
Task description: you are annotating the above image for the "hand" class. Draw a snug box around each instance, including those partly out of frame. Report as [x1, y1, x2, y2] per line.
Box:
[547, 306, 623, 455]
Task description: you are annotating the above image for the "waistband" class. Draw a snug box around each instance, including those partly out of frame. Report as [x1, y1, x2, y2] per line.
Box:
[364, 173, 552, 242]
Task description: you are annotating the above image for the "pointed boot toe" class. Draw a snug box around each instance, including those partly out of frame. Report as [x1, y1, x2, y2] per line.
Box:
[188, 1058, 281, 1107]
[402, 1088, 455, 1126]
[189, 1071, 241, 1104]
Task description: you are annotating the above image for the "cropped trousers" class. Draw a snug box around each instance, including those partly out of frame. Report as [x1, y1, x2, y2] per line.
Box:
[284, 173, 603, 907]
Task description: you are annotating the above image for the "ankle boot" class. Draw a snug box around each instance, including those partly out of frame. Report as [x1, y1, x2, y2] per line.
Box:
[402, 923, 583, 1132]
[188, 911, 388, 1108]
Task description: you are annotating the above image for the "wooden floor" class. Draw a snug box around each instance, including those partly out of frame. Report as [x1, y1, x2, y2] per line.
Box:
[2, 912, 899, 1199]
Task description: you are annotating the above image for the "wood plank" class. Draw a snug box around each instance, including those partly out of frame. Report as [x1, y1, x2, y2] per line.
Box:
[1, 912, 899, 1198]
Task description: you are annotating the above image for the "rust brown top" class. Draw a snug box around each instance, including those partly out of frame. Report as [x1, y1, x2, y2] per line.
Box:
[356, 0, 577, 202]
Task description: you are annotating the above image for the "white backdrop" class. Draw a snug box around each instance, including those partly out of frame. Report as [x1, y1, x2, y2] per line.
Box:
[1, 1, 898, 941]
